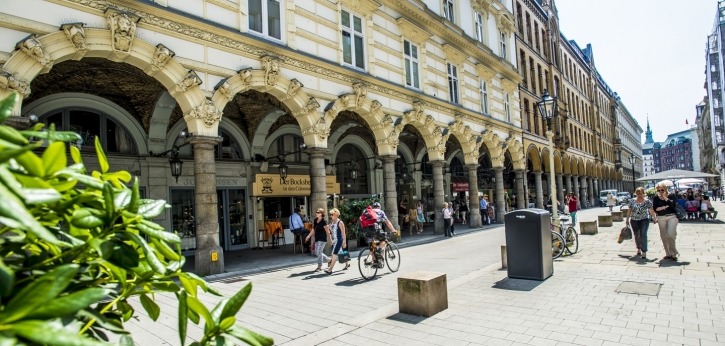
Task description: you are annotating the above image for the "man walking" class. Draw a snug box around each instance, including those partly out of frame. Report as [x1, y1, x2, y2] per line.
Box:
[479, 195, 489, 225]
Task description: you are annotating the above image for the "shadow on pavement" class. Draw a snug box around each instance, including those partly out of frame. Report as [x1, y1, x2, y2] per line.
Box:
[335, 278, 373, 286]
[658, 260, 690, 267]
[492, 277, 544, 291]
[386, 313, 426, 325]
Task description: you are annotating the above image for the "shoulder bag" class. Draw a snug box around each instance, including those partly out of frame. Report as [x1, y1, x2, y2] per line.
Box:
[675, 203, 686, 220]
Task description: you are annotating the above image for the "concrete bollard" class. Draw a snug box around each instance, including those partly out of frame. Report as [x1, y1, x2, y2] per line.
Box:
[580, 221, 598, 235]
[598, 214, 613, 227]
[611, 211, 623, 222]
[501, 245, 507, 269]
[398, 271, 448, 317]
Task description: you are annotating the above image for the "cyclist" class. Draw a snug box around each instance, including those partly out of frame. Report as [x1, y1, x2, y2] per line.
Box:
[367, 202, 397, 266]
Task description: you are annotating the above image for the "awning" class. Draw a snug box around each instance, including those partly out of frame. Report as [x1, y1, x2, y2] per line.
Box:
[451, 176, 469, 192]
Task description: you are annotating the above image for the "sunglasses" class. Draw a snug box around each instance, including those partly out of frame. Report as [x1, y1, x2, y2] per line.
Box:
[656, 189, 666, 192]
[316, 211, 323, 214]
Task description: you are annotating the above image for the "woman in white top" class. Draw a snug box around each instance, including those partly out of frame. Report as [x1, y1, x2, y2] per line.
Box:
[442, 202, 453, 238]
[606, 192, 617, 212]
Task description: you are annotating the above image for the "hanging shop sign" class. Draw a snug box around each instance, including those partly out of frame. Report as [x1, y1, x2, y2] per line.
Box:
[451, 177, 469, 192]
[252, 174, 340, 196]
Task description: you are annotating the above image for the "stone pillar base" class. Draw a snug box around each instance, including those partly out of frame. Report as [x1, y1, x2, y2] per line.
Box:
[598, 214, 613, 227]
[611, 211, 623, 222]
[398, 271, 448, 317]
[580, 221, 598, 235]
[195, 245, 225, 276]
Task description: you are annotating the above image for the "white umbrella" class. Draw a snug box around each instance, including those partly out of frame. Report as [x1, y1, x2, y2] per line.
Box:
[677, 178, 705, 185]
[656, 179, 674, 187]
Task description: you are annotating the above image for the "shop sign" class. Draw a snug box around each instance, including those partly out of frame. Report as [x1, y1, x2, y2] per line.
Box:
[452, 181, 469, 192]
[176, 177, 242, 187]
[252, 174, 340, 196]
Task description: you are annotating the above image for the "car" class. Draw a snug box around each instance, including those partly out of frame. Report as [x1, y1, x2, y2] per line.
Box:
[599, 189, 618, 207]
[617, 192, 631, 204]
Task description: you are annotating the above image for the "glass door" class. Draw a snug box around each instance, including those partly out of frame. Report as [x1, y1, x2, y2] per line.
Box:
[217, 189, 248, 250]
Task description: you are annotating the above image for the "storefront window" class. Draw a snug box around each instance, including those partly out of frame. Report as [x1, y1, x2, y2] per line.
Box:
[41, 109, 137, 154]
[171, 189, 196, 251]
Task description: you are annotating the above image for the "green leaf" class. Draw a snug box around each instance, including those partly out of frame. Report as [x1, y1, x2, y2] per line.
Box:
[95, 136, 109, 173]
[226, 325, 274, 346]
[19, 130, 81, 142]
[77, 310, 128, 334]
[0, 183, 60, 244]
[186, 296, 214, 333]
[150, 238, 181, 261]
[15, 150, 45, 177]
[71, 208, 105, 229]
[102, 171, 132, 188]
[150, 281, 180, 292]
[114, 188, 131, 210]
[103, 182, 115, 220]
[119, 335, 134, 346]
[70, 144, 82, 164]
[137, 200, 168, 219]
[139, 294, 161, 321]
[57, 170, 104, 189]
[125, 232, 166, 274]
[0, 125, 29, 145]
[105, 240, 140, 269]
[129, 177, 140, 213]
[21, 188, 62, 205]
[0, 142, 39, 164]
[117, 300, 135, 322]
[178, 273, 198, 297]
[10, 320, 108, 346]
[138, 222, 181, 244]
[42, 141, 67, 175]
[0, 93, 19, 123]
[0, 264, 78, 323]
[25, 288, 108, 319]
[0, 257, 14, 297]
[177, 291, 189, 346]
[185, 272, 221, 296]
[219, 316, 236, 331]
[220, 283, 252, 322]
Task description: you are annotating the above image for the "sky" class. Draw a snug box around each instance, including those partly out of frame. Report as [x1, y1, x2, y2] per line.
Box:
[554, 0, 716, 143]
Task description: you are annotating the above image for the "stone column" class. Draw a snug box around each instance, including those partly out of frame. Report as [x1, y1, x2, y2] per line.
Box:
[431, 160, 445, 234]
[191, 136, 224, 276]
[534, 171, 543, 208]
[579, 176, 587, 208]
[565, 175, 572, 196]
[382, 155, 399, 231]
[466, 164, 482, 227]
[515, 169, 526, 209]
[593, 179, 599, 202]
[308, 148, 327, 216]
[556, 173, 564, 208]
[587, 177, 595, 207]
[572, 175, 580, 209]
[494, 167, 505, 222]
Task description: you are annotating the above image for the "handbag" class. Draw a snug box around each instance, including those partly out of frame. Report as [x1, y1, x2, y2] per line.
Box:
[675, 203, 686, 220]
[338, 248, 350, 263]
[617, 223, 632, 243]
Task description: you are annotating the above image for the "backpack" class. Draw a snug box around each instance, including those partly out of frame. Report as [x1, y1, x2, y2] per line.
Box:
[359, 206, 379, 229]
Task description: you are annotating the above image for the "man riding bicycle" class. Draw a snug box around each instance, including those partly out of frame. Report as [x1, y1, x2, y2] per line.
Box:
[367, 202, 397, 265]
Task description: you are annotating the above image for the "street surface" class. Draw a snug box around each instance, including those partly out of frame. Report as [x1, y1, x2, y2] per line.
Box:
[127, 205, 725, 345]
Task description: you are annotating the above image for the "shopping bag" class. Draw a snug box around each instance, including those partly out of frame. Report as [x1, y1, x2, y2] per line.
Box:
[338, 249, 350, 263]
[617, 224, 632, 243]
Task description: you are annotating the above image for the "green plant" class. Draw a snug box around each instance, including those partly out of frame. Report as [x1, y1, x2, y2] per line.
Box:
[337, 198, 379, 241]
[0, 93, 272, 346]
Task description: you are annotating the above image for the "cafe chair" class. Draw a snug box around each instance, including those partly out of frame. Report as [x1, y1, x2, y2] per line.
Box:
[257, 229, 269, 249]
[271, 227, 285, 248]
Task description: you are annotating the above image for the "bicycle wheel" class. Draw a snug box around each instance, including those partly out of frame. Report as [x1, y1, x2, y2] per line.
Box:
[358, 247, 378, 280]
[551, 232, 565, 259]
[564, 226, 579, 254]
[385, 242, 401, 272]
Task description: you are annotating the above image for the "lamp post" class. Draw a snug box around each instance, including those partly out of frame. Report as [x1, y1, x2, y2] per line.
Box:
[537, 89, 559, 228]
[629, 154, 636, 193]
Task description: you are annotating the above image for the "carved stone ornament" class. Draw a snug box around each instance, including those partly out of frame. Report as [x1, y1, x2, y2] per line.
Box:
[177, 70, 202, 92]
[450, 112, 465, 134]
[61, 23, 86, 50]
[370, 114, 393, 130]
[396, 18, 431, 46]
[188, 99, 222, 128]
[105, 9, 140, 53]
[404, 101, 426, 122]
[152, 44, 175, 70]
[338, 0, 381, 18]
[306, 97, 320, 112]
[238, 68, 253, 85]
[378, 130, 400, 149]
[352, 82, 367, 107]
[442, 44, 466, 66]
[0, 70, 30, 96]
[217, 80, 233, 101]
[476, 63, 496, 80]
[287, 79, 303, 97]
[17, 35, 52, 66]
[370, 100, 382, 114]
[261, 55, 281, 86]
[302, 118, 329, 140]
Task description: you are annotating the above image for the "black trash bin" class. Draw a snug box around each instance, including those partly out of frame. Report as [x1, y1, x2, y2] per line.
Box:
[504, 209, 553, 280]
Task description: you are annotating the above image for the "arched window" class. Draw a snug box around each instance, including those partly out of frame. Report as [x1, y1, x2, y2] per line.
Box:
[268, 134, 308, 163]
[42, 108, 137, 154]
[215, 129, 243, 160]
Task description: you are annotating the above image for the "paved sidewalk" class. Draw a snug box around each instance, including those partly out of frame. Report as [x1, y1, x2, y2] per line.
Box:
[126, 204, 725, 345]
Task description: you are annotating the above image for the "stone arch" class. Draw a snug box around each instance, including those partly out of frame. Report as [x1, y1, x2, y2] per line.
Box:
[331, 135, 375, 164]
[249, 108, 288, 155]
[165, 117, 251, 160]
[504, 136, 525, 171]
[2, 26, 209, 134]
[21, 92, 148, 155]
[395, 101, 443, 160]
[585, 160, 595, 177]
[526, 144, 543, 172]
[481, 130, 505, 167]
[211, 60, 321, 147]
[262, 124, 305, 155]
[147, 91, 177, 153]
[577, 159, 586, 177]
[553, 151, 562, 174]
[562, 155, 571, 175]
[447, 113, 481, 166]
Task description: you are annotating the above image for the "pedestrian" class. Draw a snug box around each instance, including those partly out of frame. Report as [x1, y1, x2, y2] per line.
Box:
[625, 187, 657, 259]
[325, 208, 348, 274]
[306, 208, 331, 272]
[487, 203, 496, 223]
[442, 202, 453, 237]
[409, 205, 421, 235]
[566, 193, 578, 225]
[459, 198, 468, 224]
[546, 194, 559, 214]
[606, 192, 616, 212]
[288, 207, 310, 252]
[416, 200, 426, 225]
[700, 194, 717, 221]
[479, 195, 489, 225]
[398, 201, 407, 227]
[652, 182, 680, 261]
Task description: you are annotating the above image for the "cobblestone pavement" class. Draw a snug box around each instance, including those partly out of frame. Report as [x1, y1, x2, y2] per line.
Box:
[127, 203, 725, 346]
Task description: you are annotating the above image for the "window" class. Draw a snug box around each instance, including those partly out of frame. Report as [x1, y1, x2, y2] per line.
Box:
[499, 31, 507, 59]
[268, 135, 308, 163]
[504, 93, 511, 122]
[448, 63, 459, 104]
[248, 0, 281, 40]
[480, 80, 489, 114]
[403, 40, 420, 89]
[443, 0, 455, 22]
[341, 10, 365, 69]
[474, 12, 484, 43]
[42, 109, 136, 154]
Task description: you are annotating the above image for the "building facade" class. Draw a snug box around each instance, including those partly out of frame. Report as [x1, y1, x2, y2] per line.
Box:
[1, 0, 528, 274]
[514, 0, 630, 209]
[614, 98, 643, 193]
[705, 0, 725, 187]
[654, 130, 695, 172]
[642, 118, 656, 178]
[696, 99, 720, 186]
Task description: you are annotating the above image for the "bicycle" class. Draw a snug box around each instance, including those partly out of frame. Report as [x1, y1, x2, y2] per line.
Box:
[358, 230, 401, 280]
[550, 213, 579, 258]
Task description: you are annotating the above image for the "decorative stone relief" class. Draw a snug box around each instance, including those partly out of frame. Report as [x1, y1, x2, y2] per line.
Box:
[238, 68, 253, 86]
[476, 63, 496, 80]
[370, 100, 382, 114]
[442, 44, 466, 66]
[61, 23, 86, 51]
[261, 55, 281, 86]
[152, 44, 175, 70]
[338, 0, 381, 18]
[353, 82, 367, 107]
[449, 112, 465, 134]
[302, 118, 329, 141]
[216, 80, 233, 101]
[396, 18, 431, 45]
[428, 127, 449, 157]
[403, 101, 425, 122]
[105, 9, 140, 53]
[370, 114, 393, 130]
[287, 79, 303, 97]
[306, 97, 320, 113]
[17, 35, 52, 67]
[0, 70, 30, 96]
[377, 130, 400, 149]
[187, 98, 222, 127]
[176, 70, 202, 93]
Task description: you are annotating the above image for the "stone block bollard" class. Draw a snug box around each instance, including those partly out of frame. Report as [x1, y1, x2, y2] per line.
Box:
[580, 221, 598, 235]
[398, 271, 448, 317]
[501, 245, 507, 269]
[611, 211, 623, 222]
[598, 214, 613, 227]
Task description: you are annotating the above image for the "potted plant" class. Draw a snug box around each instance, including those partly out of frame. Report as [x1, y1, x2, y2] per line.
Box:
[338, 198, 379, 249]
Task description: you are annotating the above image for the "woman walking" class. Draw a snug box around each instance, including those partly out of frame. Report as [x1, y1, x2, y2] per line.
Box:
[625, 187, 657, 259]
[306, 208, 331, 271]
[652, 182, 680, 261]
[325, 208, 348, 273]
[408, 206, 420, 235]
[459, 199, 468, 224]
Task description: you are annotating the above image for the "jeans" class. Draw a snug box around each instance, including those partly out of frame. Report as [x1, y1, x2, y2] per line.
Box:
[480, 208, 488, 224]
[570, 211, 577, 225]
[657, 214, 679, 257]
[443, 218, 452, 237]
[630, 218, 649, 253]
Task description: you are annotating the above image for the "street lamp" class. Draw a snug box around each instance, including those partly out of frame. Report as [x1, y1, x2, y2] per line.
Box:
[536, 89, 559, 228]
[629, 155, 636, 193]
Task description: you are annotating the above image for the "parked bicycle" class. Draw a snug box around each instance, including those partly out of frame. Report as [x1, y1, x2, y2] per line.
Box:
[358, 230, 400, 280]
[550, 212, 579, 259]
